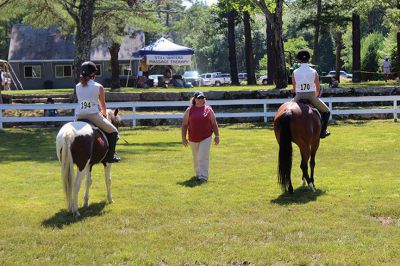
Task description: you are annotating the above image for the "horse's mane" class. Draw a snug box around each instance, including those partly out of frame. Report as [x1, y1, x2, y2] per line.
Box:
[106, 109, 121, 128]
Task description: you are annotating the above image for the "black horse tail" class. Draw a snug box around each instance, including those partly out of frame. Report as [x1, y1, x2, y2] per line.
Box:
[277, 111, 292, 192]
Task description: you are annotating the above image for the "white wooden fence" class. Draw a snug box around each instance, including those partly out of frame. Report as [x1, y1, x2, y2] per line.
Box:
[0, 96, 399, 129]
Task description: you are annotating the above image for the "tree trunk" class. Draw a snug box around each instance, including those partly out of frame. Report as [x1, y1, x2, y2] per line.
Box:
[352, 13, 361, 82]
[73, 0, 96, 82]
[69, 0, 96, 102]
[311, 0, 322, 65]
[273, 1, 287, 89]
[243, 11, 256, 85]
[109, 42, 121, 90]
[227, 10, 239, 85]
[266, 18, 275, 85]
[335, 30, 343, 82]
[397, 31, 400, 70]
[250, 0, 287, 88]
[397, 1, 400, 72]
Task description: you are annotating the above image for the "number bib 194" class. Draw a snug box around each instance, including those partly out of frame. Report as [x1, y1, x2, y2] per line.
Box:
[79, 100, 92, 110]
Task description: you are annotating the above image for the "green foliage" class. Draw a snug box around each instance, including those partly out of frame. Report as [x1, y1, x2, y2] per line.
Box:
[1, 121, 400, 264]
[284, 37, 311, 65]
[361, 32, 384, 80]
[258, 54, 267, 72]
[0, 1, 31, 58]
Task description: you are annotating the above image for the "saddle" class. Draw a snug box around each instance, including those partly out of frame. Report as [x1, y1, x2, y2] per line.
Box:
[296, 99, 321, 120]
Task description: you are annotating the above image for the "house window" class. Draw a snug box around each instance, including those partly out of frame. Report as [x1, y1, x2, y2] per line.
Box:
[95, 64, 102, 77]
[24, 65, 41, 78]
[55, 65, 72, 78]
[119, 64, 131, 76]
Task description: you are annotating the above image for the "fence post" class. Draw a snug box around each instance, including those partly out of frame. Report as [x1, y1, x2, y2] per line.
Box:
[263, 103, 268, 123]
[132, 103, 136, 127]
[328, 100, 333, 120]
[0, 105, 3, 129]
[394, 100, 397, 122]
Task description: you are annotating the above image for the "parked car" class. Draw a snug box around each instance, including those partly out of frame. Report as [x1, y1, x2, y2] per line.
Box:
[257, 74, 268, 85]
[326, 71, 352, 79]
[182, 71, 200, 86]
[148, 74, 164, 87]
[200, 72, 230, 86]
[219, 73, 231, 84]
[238, 72, 247, 82]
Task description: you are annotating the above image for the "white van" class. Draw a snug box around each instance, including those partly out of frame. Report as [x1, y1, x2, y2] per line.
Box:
[200, 72, 230, 86]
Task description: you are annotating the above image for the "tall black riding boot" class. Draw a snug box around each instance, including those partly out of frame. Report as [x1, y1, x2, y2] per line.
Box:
[320, 112, 331, 139]
[105, 132, 121, 163]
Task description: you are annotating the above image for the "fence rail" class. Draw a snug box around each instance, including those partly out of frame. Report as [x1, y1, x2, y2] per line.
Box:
[0, 96, 399, 129]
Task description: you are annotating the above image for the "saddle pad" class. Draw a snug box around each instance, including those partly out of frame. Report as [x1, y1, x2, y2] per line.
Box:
[76, 119, 108, 146]
[76, 119, 99, 130]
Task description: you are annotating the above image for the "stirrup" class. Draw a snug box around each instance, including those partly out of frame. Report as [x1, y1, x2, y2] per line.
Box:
[320, 130, 331, 139]
[108, 154, 121, 163]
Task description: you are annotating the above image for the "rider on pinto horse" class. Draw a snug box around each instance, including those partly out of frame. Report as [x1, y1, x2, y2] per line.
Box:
[75, 61, 121, 162]
[292, 49, 331, 139]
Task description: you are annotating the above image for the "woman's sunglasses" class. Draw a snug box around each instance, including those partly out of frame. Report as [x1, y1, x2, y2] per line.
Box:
[196, 96, 205, 99]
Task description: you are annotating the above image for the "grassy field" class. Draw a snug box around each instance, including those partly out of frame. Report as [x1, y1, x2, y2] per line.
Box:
[1, 120, 400, 265]
[1, 80, 398, 95]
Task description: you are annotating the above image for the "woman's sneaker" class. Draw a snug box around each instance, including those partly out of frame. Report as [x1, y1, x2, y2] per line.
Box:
[197, 176, 208, 183]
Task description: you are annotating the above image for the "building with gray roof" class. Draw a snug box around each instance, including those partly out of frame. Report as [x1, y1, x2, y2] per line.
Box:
[8, 24, 144, 89]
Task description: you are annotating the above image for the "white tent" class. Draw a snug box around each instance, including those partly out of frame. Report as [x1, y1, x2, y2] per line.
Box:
[133, 37, 195, 66]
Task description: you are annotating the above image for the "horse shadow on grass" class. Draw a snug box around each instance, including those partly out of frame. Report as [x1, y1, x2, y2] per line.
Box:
[270, 187, 326, 205]
[177, 176, 207, 188]
[41, 201, 107, 229]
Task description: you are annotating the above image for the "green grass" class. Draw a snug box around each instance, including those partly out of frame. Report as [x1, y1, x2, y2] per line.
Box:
[1, 80, 398, 96]
[1, 120, 400, 264]
[1, 85, 275, 95]
[338, 79, 400, 88]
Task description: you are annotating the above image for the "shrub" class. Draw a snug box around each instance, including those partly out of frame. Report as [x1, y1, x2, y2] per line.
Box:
[361, 33, 384, 81]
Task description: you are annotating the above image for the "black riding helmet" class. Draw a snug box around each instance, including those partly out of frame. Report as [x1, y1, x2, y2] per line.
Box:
[80, 61, 97, 77]
[296, 49, 310, 63]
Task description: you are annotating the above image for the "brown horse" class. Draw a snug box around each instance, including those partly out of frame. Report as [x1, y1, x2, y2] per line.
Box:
[274, 101, 321, 194]
[56, 109, 121, 217]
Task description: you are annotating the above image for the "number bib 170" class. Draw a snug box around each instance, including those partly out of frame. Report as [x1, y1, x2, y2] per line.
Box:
[300, 83, 311, 91]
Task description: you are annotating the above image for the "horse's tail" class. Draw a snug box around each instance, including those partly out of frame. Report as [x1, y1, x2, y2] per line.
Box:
[56, 128, 75, 210]
[277, 111, 293, 192]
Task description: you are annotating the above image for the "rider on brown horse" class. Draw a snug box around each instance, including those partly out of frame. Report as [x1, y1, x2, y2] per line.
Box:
[292, 49, 331, 138]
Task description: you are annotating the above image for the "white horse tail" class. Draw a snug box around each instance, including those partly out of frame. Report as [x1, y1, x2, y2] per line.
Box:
[56, 127, 75, 211]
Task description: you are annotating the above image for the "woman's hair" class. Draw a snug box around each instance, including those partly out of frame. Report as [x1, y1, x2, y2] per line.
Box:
[80, 76, 91, 86]
[80, 61, 97, 86]
[190, 97, 206, 106]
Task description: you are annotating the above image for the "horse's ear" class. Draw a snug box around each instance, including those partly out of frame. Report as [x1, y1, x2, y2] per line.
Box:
[114, 109, 119, 116]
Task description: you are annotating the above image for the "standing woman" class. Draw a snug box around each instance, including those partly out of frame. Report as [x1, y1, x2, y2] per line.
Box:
[75, 61, 121, 163]
[182, 91, 220, 182]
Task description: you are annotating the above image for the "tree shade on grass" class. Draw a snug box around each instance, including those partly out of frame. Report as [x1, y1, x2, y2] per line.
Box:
[0, 120, 400, 264]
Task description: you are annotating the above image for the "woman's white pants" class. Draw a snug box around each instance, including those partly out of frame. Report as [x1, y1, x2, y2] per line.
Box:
[189, 136, 212, 181]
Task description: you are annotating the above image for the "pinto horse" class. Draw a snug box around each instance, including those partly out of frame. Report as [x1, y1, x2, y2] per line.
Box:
[274, 101, 321, 194]
[56, 109, 121, 217]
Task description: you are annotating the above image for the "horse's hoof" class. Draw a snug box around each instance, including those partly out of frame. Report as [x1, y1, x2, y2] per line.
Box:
[73, 211, 81, 218]
[83, 203, 89, 208]
[308, 183, 316, 192]
[108, 198, 114, 204]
